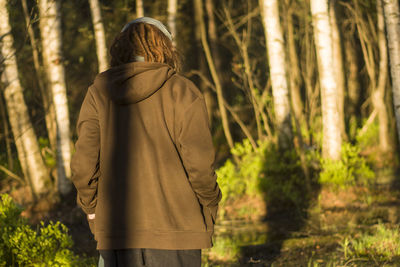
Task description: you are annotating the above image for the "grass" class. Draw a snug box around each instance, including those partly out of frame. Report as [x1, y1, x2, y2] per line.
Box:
[202, 183, 400, 266]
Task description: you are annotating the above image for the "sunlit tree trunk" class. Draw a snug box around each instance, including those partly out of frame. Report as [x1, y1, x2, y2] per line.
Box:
[375, 0, 390, 153]
[310, 0, 342, 160]
[194, 0, 234, 150]
[167, 0, 177, 45]
[382, 0, 400, 145]
[260, 0, 292, 146]
[0, 0, 50, 196]
[21, 0, 57, 153]
[136, 0, 144, 17]
[329, 0, 347, 141]
[89, 0, 109, 72]
[39, 0, 72, 195]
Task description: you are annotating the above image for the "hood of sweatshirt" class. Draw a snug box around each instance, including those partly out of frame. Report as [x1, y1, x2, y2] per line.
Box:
[94, 62, 176, 105]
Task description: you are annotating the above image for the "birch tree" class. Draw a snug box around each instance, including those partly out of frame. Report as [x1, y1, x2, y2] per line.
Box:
[89, 0, 109, 72]
[0, 0, 50, 196]
[167, 0, 177, 45]
[382, 0, 400, 145]
[310, 0, 342, 160]
[21, 0, 57, 153]
[329, 0, 346, 140]
[136, 0, 144, 17]
[260, 0, 292, 146]
[38, 0, 72, 195]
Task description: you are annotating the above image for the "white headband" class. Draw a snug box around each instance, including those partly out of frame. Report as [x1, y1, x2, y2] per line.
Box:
[121, 17, 172, 41]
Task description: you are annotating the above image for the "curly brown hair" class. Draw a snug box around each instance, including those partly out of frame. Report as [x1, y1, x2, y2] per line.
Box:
[110, 22, 181, 71]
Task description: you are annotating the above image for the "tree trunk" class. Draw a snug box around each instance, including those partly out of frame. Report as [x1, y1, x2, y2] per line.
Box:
[205, 0, 223, 81]
[136, 0, 144, 17]
[0, 89, 13, 172]
[21, 0, 57, 153]
[89, 0, 109, 72]
[286, 3, 307, 134]
[194, 0, 214, 126]
[329, 0, 347, 141]
[194, 0, 235, 150]
[0, 0, 50, 196]
[38, 0, 72, 195]
[310, 0, 342, 160]
[344, 37, 360, 127]
[260, 0, 292, 147]
[382, 0, 400, 145]
[375, 0, 390, 153]
[167, 0, 177, 45]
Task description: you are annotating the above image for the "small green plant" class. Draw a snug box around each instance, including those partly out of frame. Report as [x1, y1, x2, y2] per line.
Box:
[0, 194, 95, 267]
[216, 139, 266, 206]
[38, 137, 56, 168]
[343, 223, 400, 262]
[319, 143, 375, 188]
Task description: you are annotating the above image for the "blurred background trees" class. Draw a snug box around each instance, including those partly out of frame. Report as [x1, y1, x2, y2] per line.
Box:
[0, 0, 399, 206]
[1, 0, 400, 264]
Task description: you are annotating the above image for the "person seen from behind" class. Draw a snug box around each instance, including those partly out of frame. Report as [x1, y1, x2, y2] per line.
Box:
[71, 17, 222, 267]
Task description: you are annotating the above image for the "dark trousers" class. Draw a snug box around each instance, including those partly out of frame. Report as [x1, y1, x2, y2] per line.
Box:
[98, 249, 201, 267]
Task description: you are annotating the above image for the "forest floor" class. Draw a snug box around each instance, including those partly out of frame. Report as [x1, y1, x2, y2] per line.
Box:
[203, 169, 400, 266]
[3, 169, 400, 266]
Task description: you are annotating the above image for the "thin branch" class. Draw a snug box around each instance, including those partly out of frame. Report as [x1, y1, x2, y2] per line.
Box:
[188, 70, 258, 149]
[0, 165, 25, 184]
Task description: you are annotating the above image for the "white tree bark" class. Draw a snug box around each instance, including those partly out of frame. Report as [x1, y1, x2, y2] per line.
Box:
[310, 0, 342, 160]
[260, 0, 292, 145]
[382, 0, 400, 145]
[0, 0, 49, 196]
[167, 0, 177, 45]
[21, 0, 57, 153]
[329, 0, 346, 140]
[39, 0, 72, 195]
[89, 0, 109, 72]
[136, 0, 144, 17]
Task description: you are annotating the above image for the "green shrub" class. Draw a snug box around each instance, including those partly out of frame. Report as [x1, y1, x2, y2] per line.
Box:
[0, 194, 95, 267]
[319, 143, 375, 188]
[216, 139, 266, 206]
[216, 139, 309, 217]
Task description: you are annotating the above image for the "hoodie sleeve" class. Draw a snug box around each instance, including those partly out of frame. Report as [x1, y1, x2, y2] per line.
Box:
[177, 96, 222, 221]
[71, 87, 100, 215]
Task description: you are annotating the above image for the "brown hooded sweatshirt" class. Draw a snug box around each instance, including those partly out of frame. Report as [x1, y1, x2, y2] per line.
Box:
[71, 62, 221, 250]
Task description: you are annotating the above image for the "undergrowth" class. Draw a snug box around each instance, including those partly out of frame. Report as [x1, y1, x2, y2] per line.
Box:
[216, 138, 308, 219]
[319, 143, 375, 188]
[0, 194, 95, 267]
[342, 222, 400, 263]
